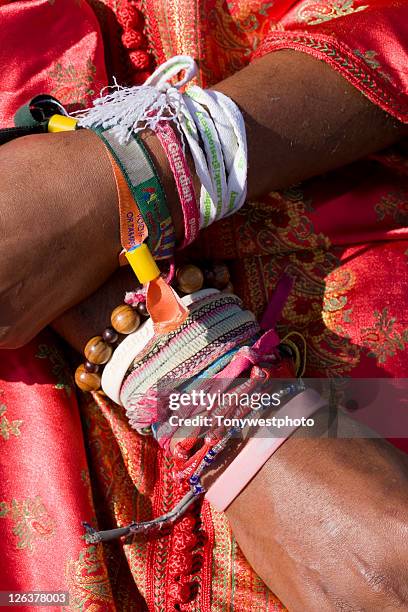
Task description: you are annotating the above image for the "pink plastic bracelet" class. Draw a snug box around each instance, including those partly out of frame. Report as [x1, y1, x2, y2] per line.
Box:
[205, 388, 327, 511]
[155, 122, 200, 248]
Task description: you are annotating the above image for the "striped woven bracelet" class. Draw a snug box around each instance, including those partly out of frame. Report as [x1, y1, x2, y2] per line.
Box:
[120, 294, 258, 411]
[154, 121, 200, 248]
[93, 126, 176, 260]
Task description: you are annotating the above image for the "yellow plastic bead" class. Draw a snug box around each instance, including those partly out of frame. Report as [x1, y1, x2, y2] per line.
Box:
[125, 244, 160, 284]
[48, 114, 78, 133]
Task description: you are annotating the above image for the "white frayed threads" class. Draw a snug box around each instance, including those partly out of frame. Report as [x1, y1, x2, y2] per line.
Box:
[73, 56, 199, 144]
[75, 82, 184, 144]
[74, 54, 248, 228]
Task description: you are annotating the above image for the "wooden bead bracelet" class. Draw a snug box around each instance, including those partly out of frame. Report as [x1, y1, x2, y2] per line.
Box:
[74, 263, 232, 393]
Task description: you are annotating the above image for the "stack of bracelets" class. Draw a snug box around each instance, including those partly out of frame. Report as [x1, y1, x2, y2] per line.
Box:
[74, 264, 234, 395]
[15, 55, 325, 542]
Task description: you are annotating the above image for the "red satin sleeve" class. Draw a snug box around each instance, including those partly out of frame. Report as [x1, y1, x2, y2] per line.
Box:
[253, 0, 408, 123]
[0, 0, 107, 126]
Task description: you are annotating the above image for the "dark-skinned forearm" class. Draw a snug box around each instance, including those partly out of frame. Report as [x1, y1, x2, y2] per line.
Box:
[1, 50, 406, 348]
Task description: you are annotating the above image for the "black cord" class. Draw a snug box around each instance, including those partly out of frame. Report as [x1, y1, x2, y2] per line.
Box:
[0, 125, 45, 146]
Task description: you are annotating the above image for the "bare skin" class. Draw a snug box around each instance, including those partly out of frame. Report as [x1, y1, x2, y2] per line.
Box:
[1, 50, 407, 609]
[227, 437, 408, 611]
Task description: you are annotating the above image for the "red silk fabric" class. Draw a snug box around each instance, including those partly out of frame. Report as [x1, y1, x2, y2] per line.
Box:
[0, 0, 407, 610]
[0, 333, 113, 605]
[255, 0, 408, 122]
[0, 0, 107, 125]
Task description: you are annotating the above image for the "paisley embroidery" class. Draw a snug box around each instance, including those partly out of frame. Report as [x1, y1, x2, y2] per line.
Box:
[235, 187, 330, 257]
[375, 191, 408, 225]
[49, 59, 96, 108]
[297, 0, 369, 26]
[36, 344, 73, 397]
[228, 188, 361, 376]
[322, 268, 355, 331]
[65, 545, 114, 610]
[361, 308, 408, 364]
[81, 395, 158, 607]
[255, 31, 408, 122]
[203, 0, 279, 82]
[0, 391, 23, 441]
[227, 0, 273, 21]
[143, 0, 277, 86]
[0, 497, 55, 552]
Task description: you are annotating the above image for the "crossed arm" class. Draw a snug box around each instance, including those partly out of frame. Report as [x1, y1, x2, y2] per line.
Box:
[1, 50, 407, 610]
[0, 50, 405, 348]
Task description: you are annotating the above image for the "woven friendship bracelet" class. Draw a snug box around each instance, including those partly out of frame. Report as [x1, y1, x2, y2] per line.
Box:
[160, 320, 258, 383]
[101, 289, 219, 404]
[126, 318, 258, 406]
[119, 292, 258, 415]
[155, 121, 200, 247]
[125, 293, 244, 372]
[121, 294, 244, 372]
[180, 345, 243, 391]
[94, 127, 176, 260]
[125, 321, 258, 432]
[121, 307, 257, 408]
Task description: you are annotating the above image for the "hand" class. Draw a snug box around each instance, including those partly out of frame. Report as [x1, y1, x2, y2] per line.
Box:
[227, 437, 408, 610]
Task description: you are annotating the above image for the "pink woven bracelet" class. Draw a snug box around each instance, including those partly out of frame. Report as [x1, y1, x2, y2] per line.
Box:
[155, 122, 200, 248]
[205, 388, 327, 512]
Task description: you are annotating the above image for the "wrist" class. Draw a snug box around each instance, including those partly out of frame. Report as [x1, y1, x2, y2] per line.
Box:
[0, 128, 122, 347]
[72, 129, 121, 257]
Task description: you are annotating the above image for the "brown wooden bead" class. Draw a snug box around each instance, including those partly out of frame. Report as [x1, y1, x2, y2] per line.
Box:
[111, 304, 140, 334]
[75, 364, 101, 392]
[84, 336, 112, 365]
[136, 301, 149, 317]
[222, 281, 234, 294]
[84, 360, 99, 373]
[176, 264, 204, 294]
[212, 264, 230, 289]
[102, 327, 119, 344]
